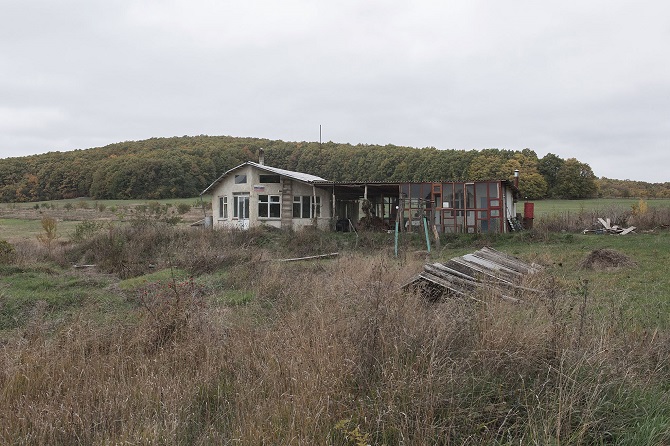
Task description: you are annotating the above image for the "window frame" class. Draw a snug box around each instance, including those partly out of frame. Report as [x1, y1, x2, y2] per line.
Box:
[258, 194, 281, 219]
[259, 174, 281, 183]
[218, 196, 228, 219]
[293, 195, 321, 218]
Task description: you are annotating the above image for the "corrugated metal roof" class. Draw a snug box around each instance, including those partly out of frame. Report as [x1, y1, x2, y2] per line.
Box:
[201, 161, 327, 195]
[246, 162, 327, 183]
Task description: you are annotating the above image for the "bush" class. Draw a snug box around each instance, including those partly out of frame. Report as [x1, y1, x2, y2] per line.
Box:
[176, 203, 192, 214]
[71, 220, 106, 242]
[0, 239, 16, 264]
[135, 276, 206, 353]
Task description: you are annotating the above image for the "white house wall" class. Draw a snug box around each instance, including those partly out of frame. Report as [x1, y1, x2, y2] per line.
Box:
[210, 165, 331, 230]
[504, 186, 516, 223]
[290, 181, 331, 230]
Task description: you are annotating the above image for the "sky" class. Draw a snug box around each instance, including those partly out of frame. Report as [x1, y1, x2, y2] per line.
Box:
[1, 0, 669, 182]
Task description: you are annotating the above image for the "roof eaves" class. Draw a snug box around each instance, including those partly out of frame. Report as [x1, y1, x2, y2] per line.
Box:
[200, 161, 327, 195]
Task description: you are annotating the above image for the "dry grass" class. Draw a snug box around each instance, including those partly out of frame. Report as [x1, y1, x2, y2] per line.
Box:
[1, 227, 670, 444]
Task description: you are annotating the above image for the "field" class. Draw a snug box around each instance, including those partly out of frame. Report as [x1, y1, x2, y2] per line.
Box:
[1, 199, 670, 444]
[532, 197, 670, 217]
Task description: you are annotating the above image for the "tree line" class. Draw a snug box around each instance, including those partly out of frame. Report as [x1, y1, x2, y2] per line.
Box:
[0, 135, 663, 203]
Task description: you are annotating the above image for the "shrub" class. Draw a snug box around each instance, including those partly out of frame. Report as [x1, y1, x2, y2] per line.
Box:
[71, 220, 107, 242]
[135, 276, 206, 353]
[176, 203, 192, 214]
[36, 217, 58, 253]
[0, 239, 16, 264]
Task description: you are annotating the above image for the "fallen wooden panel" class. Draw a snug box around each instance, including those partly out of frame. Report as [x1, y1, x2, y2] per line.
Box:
[404, 247, 541, 302]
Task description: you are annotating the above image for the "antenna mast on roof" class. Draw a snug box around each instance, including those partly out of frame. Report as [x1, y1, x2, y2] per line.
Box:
[319, 124, 322, 147]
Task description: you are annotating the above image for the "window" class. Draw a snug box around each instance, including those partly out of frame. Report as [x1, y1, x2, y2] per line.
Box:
[219, 196, 228, 219]
[259, 174, 280, 183]
[234, 174, 247, 184]
[312, 196, 321, 218]
[258, 195, 280, 218]
[293, 195, 320, 218]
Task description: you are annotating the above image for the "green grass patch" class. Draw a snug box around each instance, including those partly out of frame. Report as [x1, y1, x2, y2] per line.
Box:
[0, 266, 119, 331]
[217, 289, 254, 306]
[492, 231, 670, 329]
[117, 268, 190, 291]
[532, 198, 670, 217]
[0, 218, 78, 242]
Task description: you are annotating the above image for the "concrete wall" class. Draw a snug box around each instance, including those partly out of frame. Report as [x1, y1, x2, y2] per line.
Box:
[210, 165, 331, 230]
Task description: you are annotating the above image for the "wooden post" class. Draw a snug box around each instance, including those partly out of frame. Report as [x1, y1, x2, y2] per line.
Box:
[423, 216, 431, 253]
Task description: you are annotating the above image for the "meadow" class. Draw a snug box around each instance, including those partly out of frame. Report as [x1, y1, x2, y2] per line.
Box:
[1, 198, 670, 444]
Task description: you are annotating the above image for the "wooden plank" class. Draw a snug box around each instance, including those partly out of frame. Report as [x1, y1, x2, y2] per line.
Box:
[478, 247, 541, 272]
[472, 250, 532, 275]
[475, 255, 531, 275]
[429, 262, 479, 282]
[598, 217, 610, 229]
[276, 252, 339, 262]
[619, 226, 636, 235]
[424, 264, 480, 290]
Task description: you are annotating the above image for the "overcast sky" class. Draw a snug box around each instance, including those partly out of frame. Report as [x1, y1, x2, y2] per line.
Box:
[2, 1, 669, 182]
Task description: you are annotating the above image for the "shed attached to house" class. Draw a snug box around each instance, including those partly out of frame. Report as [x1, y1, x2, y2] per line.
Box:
[318, 179, 520, 233]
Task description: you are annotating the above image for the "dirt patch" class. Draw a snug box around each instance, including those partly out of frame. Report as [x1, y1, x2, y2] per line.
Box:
[580, 248, 636, 270]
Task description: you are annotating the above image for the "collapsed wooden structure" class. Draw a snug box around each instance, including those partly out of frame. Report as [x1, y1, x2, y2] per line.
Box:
[583, 218, 636, 235]
[404, 247, 541, 302]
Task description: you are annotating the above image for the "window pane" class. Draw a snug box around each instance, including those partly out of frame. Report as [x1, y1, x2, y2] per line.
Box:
[293, 202, 300, 218]
[270, 203, 280, 218]
[312, 196, 321, 217]
[410, 184, 421, 199]
[219, 197, 224, 218]
[259, 174, 280, 183]
[476, 183, 488, 209]
[259, 203, 268, 217]
[234, 174, 247, 184]
[466, 184, 475, 209]
[302, 196, 310, 218]
[233, 196, 239, 218]
[454, 185, 464, 209]
[271, 196, 280, 202]
[489, 182, 500, 198]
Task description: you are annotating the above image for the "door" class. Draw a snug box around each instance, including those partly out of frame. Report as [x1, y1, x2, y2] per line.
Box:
[234, 194, 250, 229]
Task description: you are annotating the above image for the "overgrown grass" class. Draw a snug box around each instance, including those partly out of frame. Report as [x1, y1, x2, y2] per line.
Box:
[1, 223, 670, 444]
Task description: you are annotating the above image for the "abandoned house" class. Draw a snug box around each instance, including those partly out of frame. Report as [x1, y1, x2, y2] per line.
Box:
[201, 152, 521, 233]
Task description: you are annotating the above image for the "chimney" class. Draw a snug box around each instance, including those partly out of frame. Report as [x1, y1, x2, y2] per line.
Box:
[513, 169, 519, 188]
[258, 148, 265, 165]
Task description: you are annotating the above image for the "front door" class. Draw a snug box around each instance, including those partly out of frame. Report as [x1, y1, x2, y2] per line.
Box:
[234, 194, 250, 229]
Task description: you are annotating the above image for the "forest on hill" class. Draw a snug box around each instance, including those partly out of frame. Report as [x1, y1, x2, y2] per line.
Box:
[1, 135, 668, 202]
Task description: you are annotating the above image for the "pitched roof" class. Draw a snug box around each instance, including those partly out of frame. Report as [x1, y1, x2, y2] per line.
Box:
[201, 161, 327, 195]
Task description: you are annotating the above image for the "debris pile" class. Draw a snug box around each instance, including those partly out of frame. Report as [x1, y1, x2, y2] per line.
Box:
[583, 218, 636, 235]
[580, 248, 636, 270]
[404, 247, 541, 302]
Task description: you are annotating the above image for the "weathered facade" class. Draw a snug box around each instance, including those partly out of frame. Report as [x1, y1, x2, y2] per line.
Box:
[201, 161, 332, 230]
[202, 160, 520, 233]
